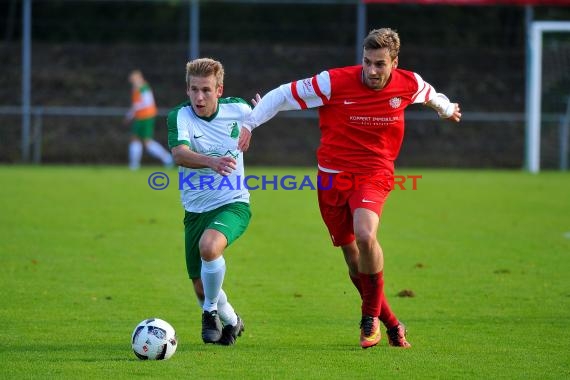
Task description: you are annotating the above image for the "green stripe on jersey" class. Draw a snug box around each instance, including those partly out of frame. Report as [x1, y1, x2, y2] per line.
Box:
[167, 101, 191, 149]
[219, 97, 252, 109]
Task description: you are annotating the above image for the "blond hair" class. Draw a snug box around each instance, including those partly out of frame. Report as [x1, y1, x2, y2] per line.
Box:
[363, 28, 400, 60]
[185, 58, 224, 88]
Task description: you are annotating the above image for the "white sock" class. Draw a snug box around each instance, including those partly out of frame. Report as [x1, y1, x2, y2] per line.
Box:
[201, 256, 226, 312]
[217, 289, 238, 327]
[145, 139, 173, 165]
[129, 140, 143, 170]
[196, 288, 237, 326]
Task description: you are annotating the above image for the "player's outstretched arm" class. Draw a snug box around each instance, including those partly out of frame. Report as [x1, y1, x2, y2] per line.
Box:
[425, 93, 462, 123]
[238, 89, 292, 151]
[172, 145, 236, 176]
[448, 103, 462, 122]
[239, 72, 330, 152]
[237, 93, 261, 152]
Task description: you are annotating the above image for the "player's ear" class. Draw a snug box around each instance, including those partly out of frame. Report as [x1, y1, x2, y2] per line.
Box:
[216, 84, 224, 98]
[393, 56, 399, 69]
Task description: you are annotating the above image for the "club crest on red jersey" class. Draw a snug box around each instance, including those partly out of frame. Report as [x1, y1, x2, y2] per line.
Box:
[389, 97, 402, 109]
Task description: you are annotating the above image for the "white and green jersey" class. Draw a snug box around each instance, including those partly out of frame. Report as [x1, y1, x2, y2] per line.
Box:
[167, 98, 251, 213]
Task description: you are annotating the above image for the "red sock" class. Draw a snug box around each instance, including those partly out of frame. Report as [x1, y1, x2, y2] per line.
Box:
[358, 271, 383, 317]
[379, 291, 399, 329]
[349, 274, 363, 299]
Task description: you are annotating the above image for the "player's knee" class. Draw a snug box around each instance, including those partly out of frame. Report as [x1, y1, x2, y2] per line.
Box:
[354, 231, 377, 251]
[198, 238, 222, 261]
[199, 244, 219, 261]
[199, 230, 227, 261]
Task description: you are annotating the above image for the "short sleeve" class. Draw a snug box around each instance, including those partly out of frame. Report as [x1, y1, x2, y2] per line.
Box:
[167, 105, 191, 149]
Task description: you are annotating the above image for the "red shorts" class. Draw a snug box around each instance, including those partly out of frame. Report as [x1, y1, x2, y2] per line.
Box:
[317, 170, 392, 247]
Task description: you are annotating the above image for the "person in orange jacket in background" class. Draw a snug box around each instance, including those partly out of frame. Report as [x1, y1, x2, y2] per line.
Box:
[125, 70, 173, 170]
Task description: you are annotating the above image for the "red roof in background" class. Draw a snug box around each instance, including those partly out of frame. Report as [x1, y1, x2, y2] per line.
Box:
[363, 0, 570, 5]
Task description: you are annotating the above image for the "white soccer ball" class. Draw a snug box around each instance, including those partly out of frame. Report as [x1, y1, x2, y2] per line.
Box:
[131, 318, 178, 360]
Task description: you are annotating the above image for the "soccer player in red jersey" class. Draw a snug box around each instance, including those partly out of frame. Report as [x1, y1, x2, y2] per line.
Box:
[239, 28, 461, 349]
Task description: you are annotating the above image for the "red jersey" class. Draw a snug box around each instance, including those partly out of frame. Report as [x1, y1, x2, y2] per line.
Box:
[286, 66, 435, 175]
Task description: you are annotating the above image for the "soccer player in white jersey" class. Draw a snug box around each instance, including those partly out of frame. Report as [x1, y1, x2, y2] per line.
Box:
[167, 58, 256, 345]
[239, 28, 461, 349]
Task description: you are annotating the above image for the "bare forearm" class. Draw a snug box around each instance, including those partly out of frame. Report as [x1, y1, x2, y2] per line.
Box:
[172, 145, 237, 176]
[172, 147, 213, 169]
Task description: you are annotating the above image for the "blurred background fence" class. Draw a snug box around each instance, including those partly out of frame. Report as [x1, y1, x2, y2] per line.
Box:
[1, 0, 569, 168]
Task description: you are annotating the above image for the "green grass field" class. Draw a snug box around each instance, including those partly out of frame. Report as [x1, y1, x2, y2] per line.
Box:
[1, 165, 569, 379]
